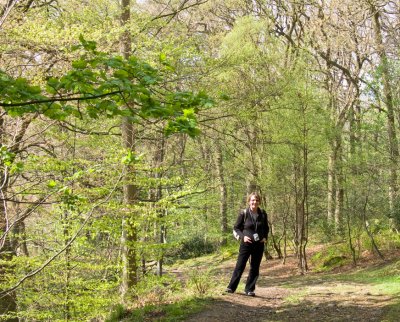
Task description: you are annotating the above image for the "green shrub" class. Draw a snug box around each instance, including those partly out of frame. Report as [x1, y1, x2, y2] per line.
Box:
[374, 229, 400, 250]
[310, 243, 350, 272]
[105, 304, 128, 322]
[186, 269, 216, 296]
[130, 274, 182, 307]
[168, 235, 217, 260]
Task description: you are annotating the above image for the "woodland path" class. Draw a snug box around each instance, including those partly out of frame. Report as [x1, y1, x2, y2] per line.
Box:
[183, 251, 398, 322]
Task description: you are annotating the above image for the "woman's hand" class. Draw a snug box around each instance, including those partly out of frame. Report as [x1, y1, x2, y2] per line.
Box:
[243, 236, 252, 243]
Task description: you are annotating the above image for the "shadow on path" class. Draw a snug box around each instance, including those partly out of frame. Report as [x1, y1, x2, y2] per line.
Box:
[184, 296, 388, 322]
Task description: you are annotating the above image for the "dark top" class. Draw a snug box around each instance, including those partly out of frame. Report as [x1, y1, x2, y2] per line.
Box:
[233, 207, 269, 242]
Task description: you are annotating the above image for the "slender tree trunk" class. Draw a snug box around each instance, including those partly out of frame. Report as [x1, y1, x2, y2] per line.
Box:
[362, 195, 384, 260]
[63, 211, 71, 322]
[120, 0, 138, 301]
[214, 142, 228, 246]
[269, 223, 282, 259]
[294, 151, 307, 273]
[294, 103, 309, 274]
[244, 124, 260, 195]
[301, 139, 309, 272]
[0, 199, 18, 321]
[327, 150, 335, 223]
[327, 92, 339, 227]
[345, 191, 357, 266]
[334, 137, 344, 234]
[154, 135, 165, 276]
[0, 115, 21, 321]
[370, 1, 400, 232]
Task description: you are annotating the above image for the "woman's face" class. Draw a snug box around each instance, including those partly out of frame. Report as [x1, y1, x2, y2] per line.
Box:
[249, 196, 260, 211]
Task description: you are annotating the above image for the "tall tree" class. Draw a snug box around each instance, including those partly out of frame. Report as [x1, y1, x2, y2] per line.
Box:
[369, 0, 399, 232]
[119, 0, 139, 301]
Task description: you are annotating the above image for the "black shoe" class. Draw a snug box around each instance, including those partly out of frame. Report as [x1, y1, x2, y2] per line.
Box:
[245, 291, 255, 297]
[224, 288, 234, 294]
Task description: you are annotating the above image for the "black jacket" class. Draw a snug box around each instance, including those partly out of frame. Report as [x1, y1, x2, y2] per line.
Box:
[233, 207, 269, 242]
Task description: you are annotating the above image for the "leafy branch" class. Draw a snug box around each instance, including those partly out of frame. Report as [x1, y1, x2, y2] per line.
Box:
[0, 167, 125, 298]
[0, 36, 213, 137]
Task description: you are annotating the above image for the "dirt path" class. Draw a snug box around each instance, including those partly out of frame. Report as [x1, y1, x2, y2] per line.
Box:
[183, 254, 398, 322]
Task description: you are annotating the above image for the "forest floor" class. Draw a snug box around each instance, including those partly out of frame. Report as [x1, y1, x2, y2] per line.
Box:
[182, 247, 400, 322]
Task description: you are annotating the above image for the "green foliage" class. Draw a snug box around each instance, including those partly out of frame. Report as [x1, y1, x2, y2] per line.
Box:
[130, 275, 182, 307]
[167, 235, 217, 260]
[373, 230, 400, 250]
[0, 145, 24, 174]
[105, 304, 129, 322]
[0, 37, 212, 137]
[310, 244, 351, 272]
[186, 269, 216, 296]
[9, 220, 121, 320]
[220, 16, 273, 63]
[388, 197, 400, 227]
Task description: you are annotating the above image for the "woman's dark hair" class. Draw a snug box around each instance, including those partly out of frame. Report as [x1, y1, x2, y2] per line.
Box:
[247, 192, 261, 203]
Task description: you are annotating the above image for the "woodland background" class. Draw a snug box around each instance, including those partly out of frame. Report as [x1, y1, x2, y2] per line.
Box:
[0, 0, 399, 321]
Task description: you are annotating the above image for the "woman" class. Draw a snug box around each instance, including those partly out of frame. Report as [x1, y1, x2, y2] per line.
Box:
[225, 192, 269, 296]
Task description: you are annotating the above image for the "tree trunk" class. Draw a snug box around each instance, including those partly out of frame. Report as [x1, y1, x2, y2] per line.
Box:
[0, 115, 22, 321]
[120, 0, 138, 301]
[327, 149, 335, 223]
[154, 135, 165, 276]
[294, 103, 309, 274]
[0, 171, 17, 320]
[334, 136, 344, 234]
[294, 152, 308, 274]
[370, 1, 400, 232]
[63, 211, 71, 321]
[0, 201, 18, 321]
[214, 142, 228, 246]
[362, 195, 384, 260]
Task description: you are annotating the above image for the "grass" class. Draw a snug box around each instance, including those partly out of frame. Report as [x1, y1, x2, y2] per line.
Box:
[336, 258, 400, 295]
[105, 247, 235, 322]
[124, 297, 213, 322]
[283, 290, 309, 305]
[383, 299, 400, 322]
[106, 297, 213, 322]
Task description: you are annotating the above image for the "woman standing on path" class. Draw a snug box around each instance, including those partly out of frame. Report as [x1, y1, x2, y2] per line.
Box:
[225, 192, 269, 297]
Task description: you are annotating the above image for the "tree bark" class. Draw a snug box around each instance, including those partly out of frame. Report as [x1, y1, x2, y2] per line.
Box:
[327, 149, 335, 223]
[154, 135, 165, 276]
[0, 116, 32, 321]
[214, 142, 228, 246]
[119, 0, 138, 301]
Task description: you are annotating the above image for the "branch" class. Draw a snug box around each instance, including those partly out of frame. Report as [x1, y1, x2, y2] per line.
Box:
[0, 0, 18, 29]
[57, 121, 121, 136]
[0, 90, 122, 108]
[0, 193, 54, 250]
[0, 168, 125, 298]
[151, 0, 208, 22]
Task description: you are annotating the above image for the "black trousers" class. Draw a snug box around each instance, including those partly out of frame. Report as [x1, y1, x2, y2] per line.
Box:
[227, 241, 264, 292]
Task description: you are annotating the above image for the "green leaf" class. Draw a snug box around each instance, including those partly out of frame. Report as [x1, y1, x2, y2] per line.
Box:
[121, 151, 140, 165]
[113, 69, 129, 79]
[27, 85, 42, 95]
[72, 59, 88, 69]
[47, 180, 57, 188]
[10, 162, 24, 174]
